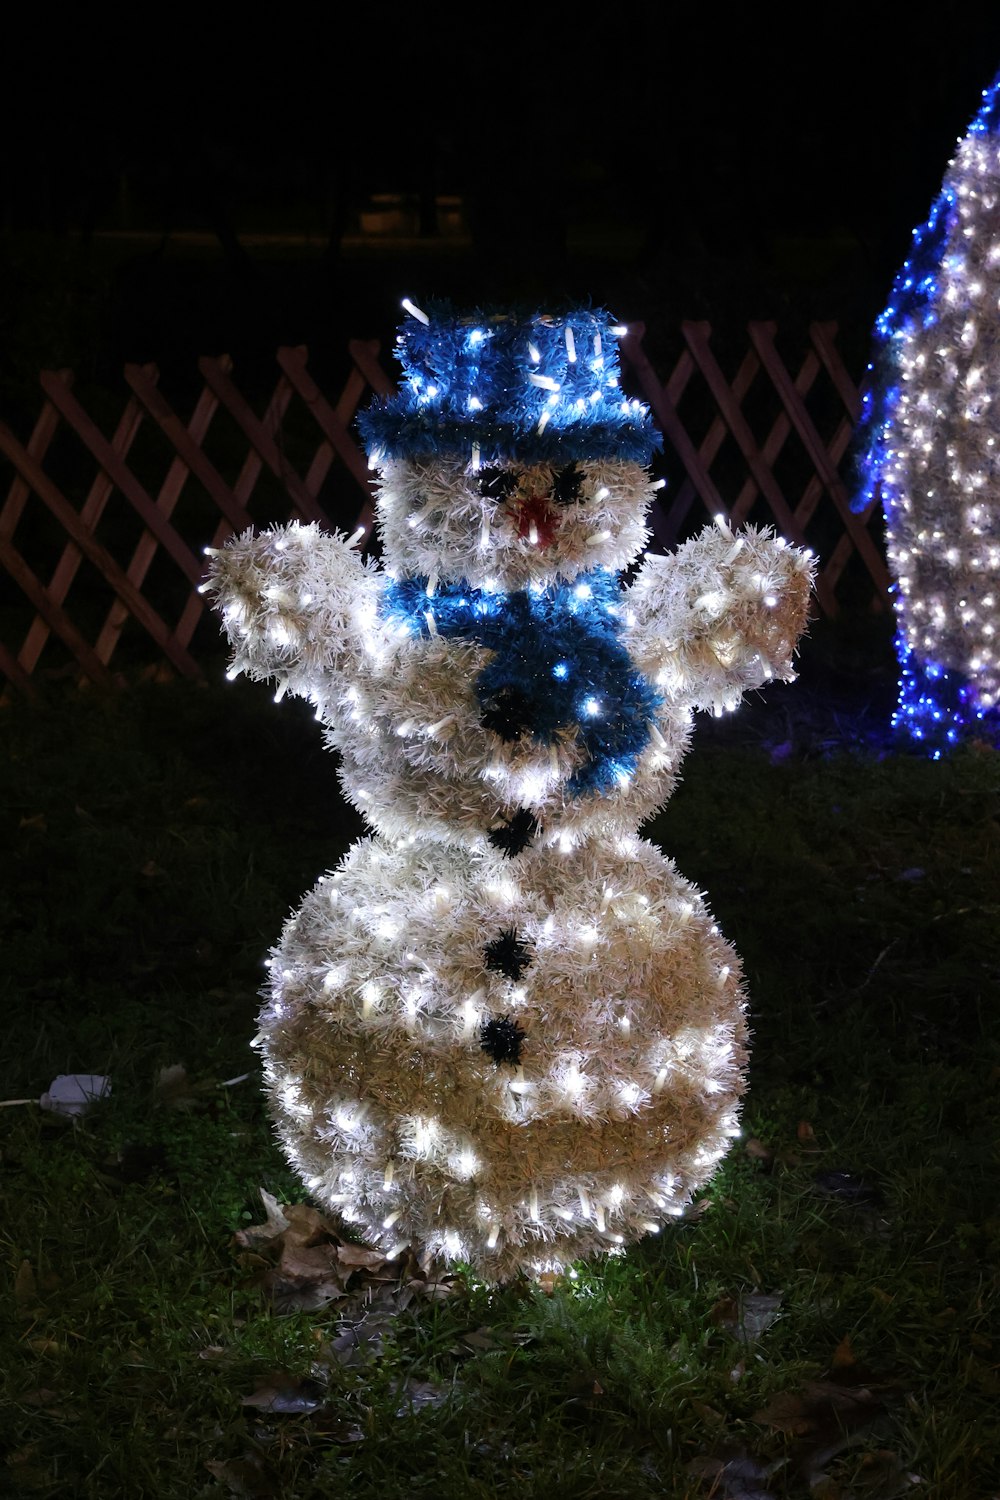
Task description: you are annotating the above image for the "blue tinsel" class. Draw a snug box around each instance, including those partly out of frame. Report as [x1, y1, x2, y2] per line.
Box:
[381, 569, 663, 797]
[359, 302, 660, 465]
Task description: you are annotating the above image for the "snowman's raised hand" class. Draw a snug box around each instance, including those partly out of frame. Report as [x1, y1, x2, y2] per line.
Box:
[623, 522, 814, 716]
[205, 522, 382, 711]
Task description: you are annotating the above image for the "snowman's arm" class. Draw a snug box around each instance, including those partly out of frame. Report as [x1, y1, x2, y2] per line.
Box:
[204, 521, 382, 707]
[622, 523, 814, 714]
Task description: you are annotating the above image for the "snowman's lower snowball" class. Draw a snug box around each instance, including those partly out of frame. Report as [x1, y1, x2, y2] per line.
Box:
[257, 834, 746, 1280]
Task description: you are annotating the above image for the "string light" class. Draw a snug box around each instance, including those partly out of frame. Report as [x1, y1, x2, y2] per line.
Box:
[855, 70, 1000, 748]
[205, 301, 813, 1280]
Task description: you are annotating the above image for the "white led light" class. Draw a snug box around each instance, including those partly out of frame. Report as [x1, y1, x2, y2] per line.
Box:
[203, 300, 813, 1286]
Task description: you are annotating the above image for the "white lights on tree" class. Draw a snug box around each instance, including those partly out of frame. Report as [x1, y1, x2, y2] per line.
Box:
[856, 72, 1000, 750]
[208, 302, 813, 1280]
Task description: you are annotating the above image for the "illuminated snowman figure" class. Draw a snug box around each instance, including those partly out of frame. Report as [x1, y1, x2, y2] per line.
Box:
[208, 302, 813, 1280]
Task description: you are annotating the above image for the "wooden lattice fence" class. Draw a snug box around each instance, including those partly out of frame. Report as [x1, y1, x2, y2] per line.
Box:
[0, 323, 885, 697]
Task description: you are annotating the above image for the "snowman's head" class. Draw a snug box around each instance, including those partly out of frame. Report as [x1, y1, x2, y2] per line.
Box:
[359, 303, 661, 589]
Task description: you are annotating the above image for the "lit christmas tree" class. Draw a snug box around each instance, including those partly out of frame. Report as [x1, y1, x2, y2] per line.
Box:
[208, 302, 813, 1280]
[855, 71, 1000, 752]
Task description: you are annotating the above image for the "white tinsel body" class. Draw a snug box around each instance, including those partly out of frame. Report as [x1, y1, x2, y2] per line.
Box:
[208, 414, 812, 1281]
[259, 835, 745, 1279]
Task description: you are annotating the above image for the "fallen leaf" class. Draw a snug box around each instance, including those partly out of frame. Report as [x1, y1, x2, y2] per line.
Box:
[204, 1455, 278, 1497]
[832, 1335, 855, 1368]
[152, 1064, 209, 1111]
[138, 662, 176, 686]
[234, 1191, 461, 1317]
[139, 860, 163, 879]
[39, 1074, 110, 1118]
[456, 1326, 500, 1353]
[14, 1259, 38, 1310]
[241, 1373, 326, 1414]
[754, 1377, 898, 1486]
[714, 1291, 783, 1344]
[26, 1338, 61, 1355]
[738, 1292, 784, 1343]
[336, 1243, 389, 1271]
[797, 1120, 816, 1142]
[848, 1448, 924, 1497]
[268, 1270, 346, 1315]
[744, 1138, 773, 1165]
[394, 1376, 450, 1414]
[18, 813, 46, 833]
[684, 1196, 712, 1221]
[688, 1446, 782, 1499]
[282, 1202, 337, 1240]
[233, 1190, 291, 1251]
[813, 1170, 884, 1209]
[326, 1319, 387, 1368]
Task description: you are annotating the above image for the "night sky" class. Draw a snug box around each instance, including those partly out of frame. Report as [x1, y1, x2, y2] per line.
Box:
[2, 13, 999, 385]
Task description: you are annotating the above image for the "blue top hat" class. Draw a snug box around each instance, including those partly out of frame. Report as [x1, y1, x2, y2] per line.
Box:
[358, 300, 659, 466]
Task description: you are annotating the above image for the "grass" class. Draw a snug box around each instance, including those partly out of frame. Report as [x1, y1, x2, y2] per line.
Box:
[1, 621, 998, 1498]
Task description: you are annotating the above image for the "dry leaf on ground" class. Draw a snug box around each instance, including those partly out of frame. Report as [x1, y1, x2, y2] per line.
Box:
[234, 1189, 461, 1316]
[14, 1259, 38, 1310]
[754, 1375, 900, 1486]
[688, 1446, 782, 1499]
[152, 1064, 213, 1111]
[393, 1376, 450, 1415]
[712, 1291, 783, 1344]
[204, 1455, 278, 1497]
[241, 1374, 326, 1414]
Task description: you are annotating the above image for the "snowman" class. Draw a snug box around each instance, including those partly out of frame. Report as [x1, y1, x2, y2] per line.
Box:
[207, 302, 813, 1280]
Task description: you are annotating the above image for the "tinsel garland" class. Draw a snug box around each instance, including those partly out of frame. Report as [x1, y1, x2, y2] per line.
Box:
[208, 301, 814, 1279]
[359, 302, 659, 465]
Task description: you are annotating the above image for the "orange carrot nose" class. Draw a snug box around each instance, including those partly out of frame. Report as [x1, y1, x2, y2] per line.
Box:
[512, 491, 559, 549]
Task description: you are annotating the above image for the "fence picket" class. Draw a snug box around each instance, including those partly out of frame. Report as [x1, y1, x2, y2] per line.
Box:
[19, 371, 150, 675]
[0, 421, 202, 679]
[276, 345, 378, 529]
[748, 322, 890, 600]
[0, 378, 66, 544]
[196, 357, 328, 525]
[93, 369, 226, 666]
[0, 534, 116, 688]
[620, 325, 728, 523]
[38, 374, 204, 585]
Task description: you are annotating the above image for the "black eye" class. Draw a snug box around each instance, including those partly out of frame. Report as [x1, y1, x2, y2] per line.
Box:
[551, 462, 585, 506]
[478, 465, 517, 500]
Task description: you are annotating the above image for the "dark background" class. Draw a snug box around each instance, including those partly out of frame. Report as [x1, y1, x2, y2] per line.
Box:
[1, 12, 999, 401]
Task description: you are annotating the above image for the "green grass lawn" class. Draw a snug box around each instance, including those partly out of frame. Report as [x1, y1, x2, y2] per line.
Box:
[2, 630, 998, 1499]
